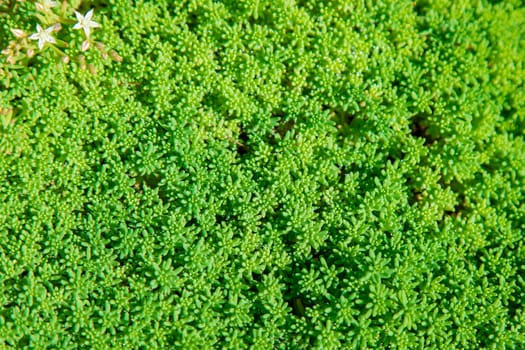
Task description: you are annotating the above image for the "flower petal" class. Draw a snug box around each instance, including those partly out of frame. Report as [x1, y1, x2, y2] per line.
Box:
[85, 9, 94, 21]
[74, 11, 83, 22]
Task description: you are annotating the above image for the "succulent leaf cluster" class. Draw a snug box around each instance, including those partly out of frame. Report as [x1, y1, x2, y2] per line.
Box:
[0, 0, 524, 349]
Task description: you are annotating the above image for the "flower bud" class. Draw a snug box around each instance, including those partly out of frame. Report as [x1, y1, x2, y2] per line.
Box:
[61, 55, 70, 64]
[78, 55, 86, 70]
[110, 50, 122, 62]
[88, 63, 97, 75]
[81, 40, 90, 52]
[51, 23, 62, 32]
[27, 48, 35, 57]
[10, 29, 27, 39]
[94, 41, 105, 51]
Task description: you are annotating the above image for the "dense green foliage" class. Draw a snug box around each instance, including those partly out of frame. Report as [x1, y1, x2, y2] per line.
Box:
[1, 0, 525, 348]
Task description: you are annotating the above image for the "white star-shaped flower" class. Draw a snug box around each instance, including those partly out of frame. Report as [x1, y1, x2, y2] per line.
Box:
[29, 24, 57, 50]
[73, 9, 101, 38]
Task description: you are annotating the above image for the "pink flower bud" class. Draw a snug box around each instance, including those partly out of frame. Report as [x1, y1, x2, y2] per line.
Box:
[94, 41, 105, 51]
[51, 23, 62, 32]
[110, 51, 122, 62]
[10, 29, 27, 38]
[88, 63, 97, 75]
[81, 40, 90, 52]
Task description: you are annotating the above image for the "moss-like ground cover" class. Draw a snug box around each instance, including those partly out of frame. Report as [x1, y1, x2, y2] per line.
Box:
[1, 0, 524, 348]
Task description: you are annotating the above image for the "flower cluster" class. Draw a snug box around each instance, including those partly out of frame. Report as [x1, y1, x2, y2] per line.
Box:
[2, 0, 119, 71]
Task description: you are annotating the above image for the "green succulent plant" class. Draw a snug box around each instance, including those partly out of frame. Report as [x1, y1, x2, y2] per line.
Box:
[1, 0, 524, 349]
